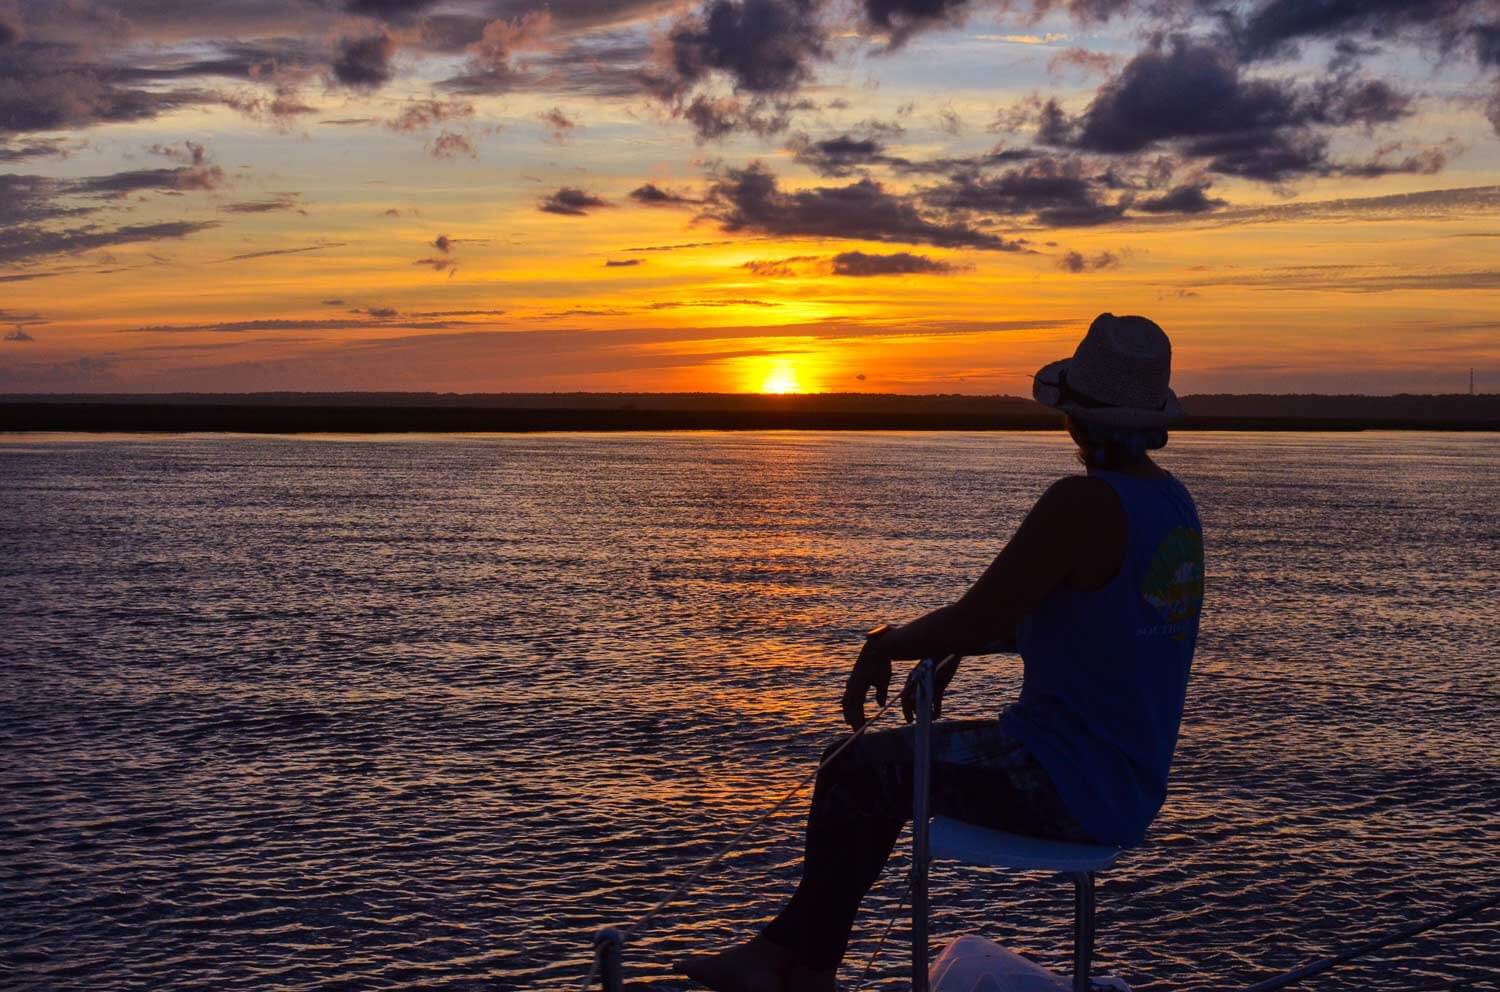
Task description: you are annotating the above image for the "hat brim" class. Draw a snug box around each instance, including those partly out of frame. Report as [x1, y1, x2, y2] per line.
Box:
[1033, 358, 1183, 427]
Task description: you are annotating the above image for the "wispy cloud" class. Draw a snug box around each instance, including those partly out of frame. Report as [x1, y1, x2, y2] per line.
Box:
[219, 242, 347, 263]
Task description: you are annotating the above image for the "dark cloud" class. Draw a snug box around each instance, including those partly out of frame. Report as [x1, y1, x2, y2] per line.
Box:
[221, 193, 302, 213]
[677, 93, 809, 141]
[1235, 0, 1493, 62]
[0, 44, 214, 136]
[646, 0, 826, 138]
[662, 0, 825, 96]
[788, 132, 909, 176]
[1056, 249, 1121, 272]
[605, 258, 642, 266]
[1135, 181, 1226, 214]
[539, 187, 611, 215]
[4, 327, 35, 341]
[1024, 35, 1431, 183]
[0, 221, 218, 266]
[73, 162, 226, 197]
[831, 251, 961, 276]
[345, 0, 440, 22]
[1062, 38, 1410, 155]
[703, 162, 1028, 251]
[414, 256, 458, 273]
[332, 33, 396, 89]
[922, 155, 1138, 227]
[629, 183, 701, 206]
[861, 0, 975, 47]
[433, 234, 453, 253]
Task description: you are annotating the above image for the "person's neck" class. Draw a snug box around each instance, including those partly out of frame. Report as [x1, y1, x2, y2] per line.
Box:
[1095, 455, 1167, 480]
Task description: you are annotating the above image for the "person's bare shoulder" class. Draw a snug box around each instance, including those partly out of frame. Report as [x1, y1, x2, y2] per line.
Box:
[1031, 475, 1126, 587]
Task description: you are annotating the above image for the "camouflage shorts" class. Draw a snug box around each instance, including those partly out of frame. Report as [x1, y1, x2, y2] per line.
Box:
[812, 718, 1094, 843]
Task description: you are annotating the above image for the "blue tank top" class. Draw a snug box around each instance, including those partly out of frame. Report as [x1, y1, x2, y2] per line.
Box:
[1000, 470, 1204, 847]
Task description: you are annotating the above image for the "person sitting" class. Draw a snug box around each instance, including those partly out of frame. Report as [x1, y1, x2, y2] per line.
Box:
[678, 313, 1206, 992]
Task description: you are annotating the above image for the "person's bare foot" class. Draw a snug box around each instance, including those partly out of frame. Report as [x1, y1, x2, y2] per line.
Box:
[676, 935, 794, 992]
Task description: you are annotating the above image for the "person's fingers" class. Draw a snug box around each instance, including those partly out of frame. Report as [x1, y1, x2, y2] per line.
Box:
[841, 688, 863, 728]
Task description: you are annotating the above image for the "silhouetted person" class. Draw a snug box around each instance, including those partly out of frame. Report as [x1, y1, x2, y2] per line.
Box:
[679, 314, 1206, 992]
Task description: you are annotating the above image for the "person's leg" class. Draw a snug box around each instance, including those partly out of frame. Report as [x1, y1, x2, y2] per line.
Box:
[679, 719, 1088, 991]
[679, 727, 916, 992]
[759, 725, 917, 969]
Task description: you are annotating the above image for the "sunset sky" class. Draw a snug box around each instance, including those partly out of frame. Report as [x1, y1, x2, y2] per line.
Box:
[2, 0, 1498, 395]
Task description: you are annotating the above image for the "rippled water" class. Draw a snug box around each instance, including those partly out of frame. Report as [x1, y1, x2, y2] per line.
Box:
[2, 430, 1497, 992]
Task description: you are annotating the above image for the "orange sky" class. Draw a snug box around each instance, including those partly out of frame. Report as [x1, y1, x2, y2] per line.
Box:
[2, 1, 1498, 394]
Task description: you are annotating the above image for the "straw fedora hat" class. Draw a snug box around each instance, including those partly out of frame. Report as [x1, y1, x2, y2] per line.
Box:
[1033, 313, 1184, 428]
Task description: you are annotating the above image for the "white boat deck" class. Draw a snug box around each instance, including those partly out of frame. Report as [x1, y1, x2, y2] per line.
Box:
[931, 935, 1131, 992]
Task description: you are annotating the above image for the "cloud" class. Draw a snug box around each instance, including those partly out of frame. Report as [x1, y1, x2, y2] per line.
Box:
[429, 130, 476, 159]
[605, 258, 642, 266]
[0, 220, 219, 266]
[221, 88, 318, 127]
[788, 132, 909, 177]
[539, 187, 611, 215]
[1234, 0, 1497, 63]
[332, 33, 396, 89]
[629, 182, 701, 206]
[830, 250, 962, 276]
[4, 326, 34, 341]
[1178, 267, 1500, 294]
[414, 256, 458, 273]
[622, 239, 737, 252]
[644, 298, 779, 309]
[121, 313, 470, 334]
[221, 193, 302, 213]
[1056, 249, 1120, 272]
[433, 234, 453, 253]
[221, 242, 346, 263]
[646, 0, 827, 138]
[660, 0, 826, 96]
[0, 44, 215, 136]
[539, 106, 577, 140]
[703, 162, 1028, 251]
[0, 138, 70, 161]
[1024, 34, 1429, 182]
[861, 0, 976, 47]
[388, 97, 474, 131]
[345, 0, 440, 23]
[741, 254, 819, 276]
[921, 154, 1167, 227]
[1135, 181, 1226, 214]
[442, 11, 553, 92]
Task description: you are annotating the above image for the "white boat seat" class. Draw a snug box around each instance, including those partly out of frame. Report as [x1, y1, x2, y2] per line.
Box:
[929, 818, 1122, 873]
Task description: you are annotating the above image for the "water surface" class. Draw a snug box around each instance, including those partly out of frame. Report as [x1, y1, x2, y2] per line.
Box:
[2, 431, 1496, 991]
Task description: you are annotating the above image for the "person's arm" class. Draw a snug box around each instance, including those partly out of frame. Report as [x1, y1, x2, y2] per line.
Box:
[840, 475, 1125, 728]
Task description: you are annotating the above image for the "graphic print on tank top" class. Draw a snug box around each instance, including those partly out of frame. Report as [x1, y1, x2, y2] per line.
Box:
[1140, 525, 1204, 641]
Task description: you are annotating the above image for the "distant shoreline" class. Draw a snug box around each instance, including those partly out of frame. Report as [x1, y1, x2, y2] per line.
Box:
[2, 402, 1497, 433]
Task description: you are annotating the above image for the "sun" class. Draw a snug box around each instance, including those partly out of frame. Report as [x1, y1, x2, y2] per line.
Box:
[760, 364, 802, 394]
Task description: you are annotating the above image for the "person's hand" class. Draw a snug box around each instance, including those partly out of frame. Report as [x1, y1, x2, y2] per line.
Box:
[901, 656, 961, 723]
[840, 631, 894, 729]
